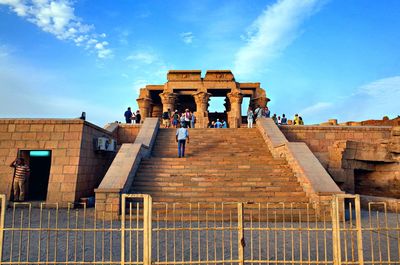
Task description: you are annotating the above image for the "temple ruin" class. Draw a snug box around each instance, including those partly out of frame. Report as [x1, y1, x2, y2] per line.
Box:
[136, 70, 269, 128]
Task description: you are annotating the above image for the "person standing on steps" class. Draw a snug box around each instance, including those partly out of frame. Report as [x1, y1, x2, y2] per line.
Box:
[176, 123, 189, 158]
[247, 107, 254, 128]
[254, 105, 263, 123]
[162, 108, 171, 128]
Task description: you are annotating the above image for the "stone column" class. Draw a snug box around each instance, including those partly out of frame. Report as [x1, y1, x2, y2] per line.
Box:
[159, 92, 177, 113]
[136, 97, 152, 120]
[227, 91, 243, 128]
[193, 92, 211, 128]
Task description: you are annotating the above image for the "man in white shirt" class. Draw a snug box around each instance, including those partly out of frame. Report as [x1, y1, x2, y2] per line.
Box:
[176, 123, 190, 158]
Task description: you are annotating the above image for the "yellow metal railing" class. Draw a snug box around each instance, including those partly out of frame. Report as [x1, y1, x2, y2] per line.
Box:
[0, 194, 399, 265]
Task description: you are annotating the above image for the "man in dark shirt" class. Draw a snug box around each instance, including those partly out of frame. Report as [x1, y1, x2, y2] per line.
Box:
[135, 110, 141, 124]
[10, 158, 30, 201]
[124, 107, 133, 123]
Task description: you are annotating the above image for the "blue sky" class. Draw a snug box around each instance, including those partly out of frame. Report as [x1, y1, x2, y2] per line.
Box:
[0, 0, 399, 125]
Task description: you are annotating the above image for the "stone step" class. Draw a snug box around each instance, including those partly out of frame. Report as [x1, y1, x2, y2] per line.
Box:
[135, 173, 297, 182]
[140, 195, 309, 203]
[132, 185, 303, 192]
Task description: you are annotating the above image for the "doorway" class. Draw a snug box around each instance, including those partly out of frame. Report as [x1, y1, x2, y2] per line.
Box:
[19, 150, 52, 201]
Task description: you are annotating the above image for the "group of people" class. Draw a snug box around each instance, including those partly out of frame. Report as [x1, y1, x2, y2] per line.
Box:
[247, 105, 304, 127]
[124, 107, 141, 124]
[163, 108, 196, 128]
[209, 119, 227, 128]
[247, 105, 271, 128]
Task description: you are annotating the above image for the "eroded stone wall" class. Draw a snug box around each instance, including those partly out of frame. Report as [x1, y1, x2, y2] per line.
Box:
[280, 126, 392, 167]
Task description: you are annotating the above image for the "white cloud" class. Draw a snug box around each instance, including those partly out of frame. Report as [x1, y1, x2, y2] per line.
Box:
[180, 32, 194, 44]
[126, 51, 158, 64]
[300, 102, 333, 116]
[233, 0, 325, 77]
[0, 0, 112, 58]
[358, 76, 400, 97]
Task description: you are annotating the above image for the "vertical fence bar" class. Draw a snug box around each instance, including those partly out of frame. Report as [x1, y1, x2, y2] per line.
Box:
[0, 194, 6, 262]
[331, 196, 341, 265]
[143, 194, 152, 265]
[354, 195, 364, 265]
[237, 202, 244, 265]
[121, 194, 126, 265]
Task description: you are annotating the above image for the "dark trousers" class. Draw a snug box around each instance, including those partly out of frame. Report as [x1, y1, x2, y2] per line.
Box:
[178, 140, 186, 157]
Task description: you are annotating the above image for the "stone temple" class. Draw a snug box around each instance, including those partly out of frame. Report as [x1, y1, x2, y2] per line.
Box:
[0, 70, 399, 220]
[136, 70, 269, 128]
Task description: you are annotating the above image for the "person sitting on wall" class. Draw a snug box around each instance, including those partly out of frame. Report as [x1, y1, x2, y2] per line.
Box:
[124, 107, 133, 124]
[10, 158, 30, 202]
[281, 114, 287, 125]
[294, 114, 300, 125]
[299, 116, 304, 125]
[272, 114, 278, 124]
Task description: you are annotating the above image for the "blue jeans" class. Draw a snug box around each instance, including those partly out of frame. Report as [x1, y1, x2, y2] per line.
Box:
[178, 140, 186, 157]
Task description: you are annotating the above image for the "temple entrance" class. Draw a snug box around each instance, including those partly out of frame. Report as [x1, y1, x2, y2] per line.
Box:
[175, 94, 196, 113]
[208, 89, 230, 127]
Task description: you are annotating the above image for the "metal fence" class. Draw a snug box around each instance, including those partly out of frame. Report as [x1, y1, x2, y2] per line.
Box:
[0, 194, 399, 265]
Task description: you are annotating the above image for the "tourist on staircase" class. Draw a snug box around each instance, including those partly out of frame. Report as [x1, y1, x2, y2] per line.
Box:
[247, 107, 254, 128]
[221, 120, 227, 128]
[184, 109, 191, 128]
[215, 119, 222, 128]
[162, 108, 171, 128]
[176, 123, 189, 158]
[190, 111, 196, 128]
[264, 106, 271, 118]
[254, 105, 264, 123]
[172, 110, 179, 128]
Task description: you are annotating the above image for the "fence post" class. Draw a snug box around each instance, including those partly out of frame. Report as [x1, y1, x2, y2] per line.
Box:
[237, 202, 244, 265]
[121, 194, 126, 265]
[331, 196, 341, 265]
[354, 195, 364, 265]
[143, 194, 152, 265]
[0, 194, 5, 262]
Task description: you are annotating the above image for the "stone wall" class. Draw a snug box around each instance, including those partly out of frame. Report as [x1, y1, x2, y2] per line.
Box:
[355, 164, 400, 198]
[75, 123, 116, 201]
[280, 126, 392, 167]
[0, 119, 115, 205]
[117, 124, 141, 143]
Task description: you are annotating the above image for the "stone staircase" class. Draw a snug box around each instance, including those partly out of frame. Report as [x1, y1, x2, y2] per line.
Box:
[129, 128, 315, 219]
